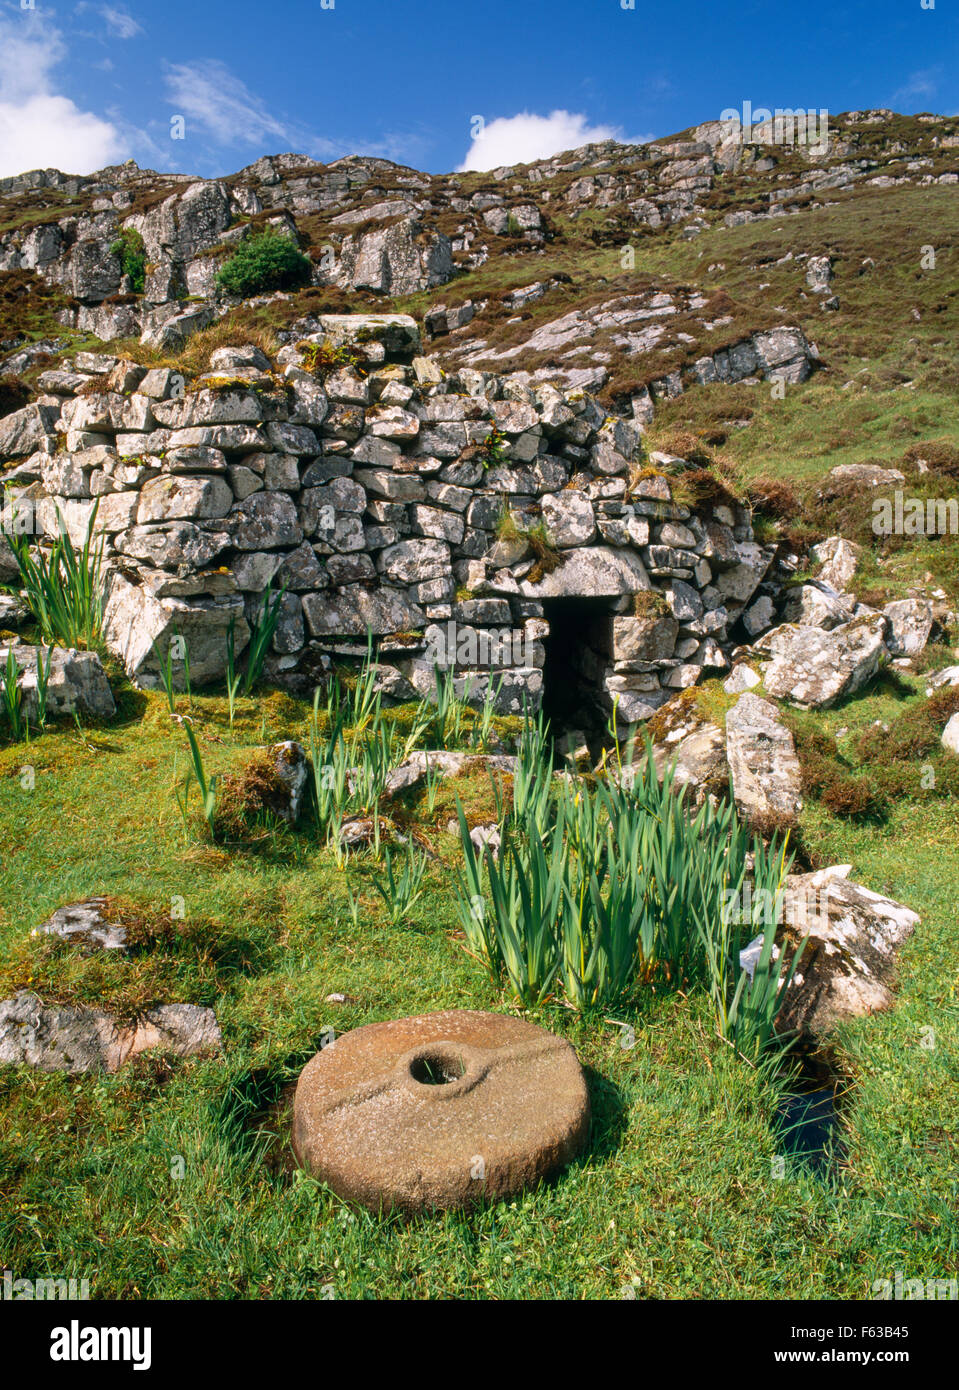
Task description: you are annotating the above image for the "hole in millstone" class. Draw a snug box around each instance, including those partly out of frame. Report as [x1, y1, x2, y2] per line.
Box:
[409, 1051, 465, 1086]
[540, 596, 621, 754]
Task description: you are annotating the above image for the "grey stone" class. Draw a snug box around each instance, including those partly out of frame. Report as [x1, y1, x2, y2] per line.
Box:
[725, 692, 803, 823]
[0, 992, 221, 1073]
[756, 617, 887, 708]
[229, 492, 303, 550]
[303, 587, 424, 637]
[0, 643, 115, 721]
[882, 599, 933, 658]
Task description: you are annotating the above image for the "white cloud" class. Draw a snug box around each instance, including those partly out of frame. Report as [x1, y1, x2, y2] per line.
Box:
[162, 59, 433, 169]
[458, 110, 622, 172]
[892, 68, 940, 106]
[0, 12, 128, 177]
[164, 60, 296, 148]
[100, 8, 144, 40]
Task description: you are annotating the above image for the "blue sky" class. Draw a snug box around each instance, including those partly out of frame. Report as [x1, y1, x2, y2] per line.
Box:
[0, 0, 955, 179]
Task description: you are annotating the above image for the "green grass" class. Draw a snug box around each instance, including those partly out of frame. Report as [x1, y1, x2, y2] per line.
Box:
[0, 667, 956, 1299]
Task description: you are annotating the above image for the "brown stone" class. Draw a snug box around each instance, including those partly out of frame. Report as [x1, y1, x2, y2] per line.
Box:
[292, 1009, 590, 1214]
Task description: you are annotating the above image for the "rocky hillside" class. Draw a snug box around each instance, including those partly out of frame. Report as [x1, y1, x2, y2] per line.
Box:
[2, 109, 958, 731]
[1, 109, 957, 414]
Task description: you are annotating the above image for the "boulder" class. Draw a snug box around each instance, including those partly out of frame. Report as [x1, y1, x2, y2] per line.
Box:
[751, 326, 815, 383]
[755, 616, 887, 707]
[819, 462, 905, 498]
[723, 663, 761, 694]
[725, 692, 803, 824]
[781, 582, 857, 630]
[0, 643, 115, 720]
[651, 716, 727, 803]
[882, 598, 933, 658]
[771, 867, 920, 1036]
[102, 571, 249, 687]
[805, 255, 833, 292]
[810, 535, 859, 591]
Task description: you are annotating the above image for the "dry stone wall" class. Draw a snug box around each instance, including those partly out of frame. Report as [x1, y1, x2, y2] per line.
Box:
[2, 314, 778, 720]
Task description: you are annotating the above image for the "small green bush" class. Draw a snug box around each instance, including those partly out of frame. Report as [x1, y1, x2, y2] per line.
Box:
[109, 228, 147, 295]
[216, 230, 313, 298]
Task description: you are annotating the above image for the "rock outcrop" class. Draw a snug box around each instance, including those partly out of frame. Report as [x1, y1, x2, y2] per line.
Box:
[0, 992, 221, 1073]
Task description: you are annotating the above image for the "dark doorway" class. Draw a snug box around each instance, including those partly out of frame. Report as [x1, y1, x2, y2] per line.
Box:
[540, 597, 617, 747]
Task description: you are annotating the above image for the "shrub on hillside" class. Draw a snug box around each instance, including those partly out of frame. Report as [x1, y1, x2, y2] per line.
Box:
[902, 439, 959, 478]
[109, 228, 147, 294]
[0, 373, 30, 417]
[791, 722, 888, 822]
[216, 230, 313, 298]
[747, 477, 801, 521]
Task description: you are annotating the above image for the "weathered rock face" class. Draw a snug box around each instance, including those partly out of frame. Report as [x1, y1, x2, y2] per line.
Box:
[773, 867, 921, 1035]
[9, 317, 765, 713]
[0, 992, 221, 1073]
[754, 616, 888, 708]
[334, 216, 453, 296]
[101, 572, 249, 689]
[781, 581, 857, 630]
[882, 598, 934, 657]
[0, 403, 58, 458]
[0, 643, 116, 720]
[810, 535, 859, 591]
[725, 692, 803, 823]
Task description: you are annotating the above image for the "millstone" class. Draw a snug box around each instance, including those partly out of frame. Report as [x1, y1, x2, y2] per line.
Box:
[292, 1009, 590, 1214]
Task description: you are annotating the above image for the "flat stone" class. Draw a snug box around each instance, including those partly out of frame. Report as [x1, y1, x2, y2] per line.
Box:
[520, 545, 650, 598]
[0, 992, 221, 1073]
[293, 1010, 589, 1214]
[33, 898, 127, 952]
